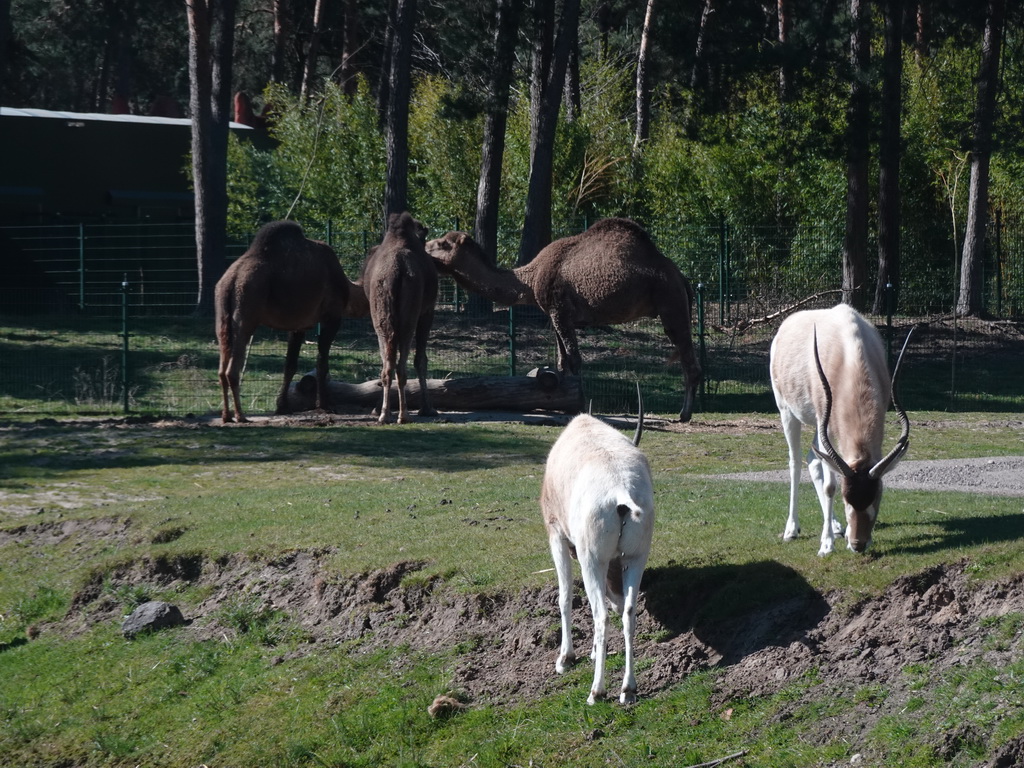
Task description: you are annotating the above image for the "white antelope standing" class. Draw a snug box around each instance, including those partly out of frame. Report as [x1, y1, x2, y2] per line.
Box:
[769, 304, 912, 556]
[540, 393, 654, 704]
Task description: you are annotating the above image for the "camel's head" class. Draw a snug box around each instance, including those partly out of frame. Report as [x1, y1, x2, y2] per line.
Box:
[386, 211, 429, 244]
[425, 231, 481, 274]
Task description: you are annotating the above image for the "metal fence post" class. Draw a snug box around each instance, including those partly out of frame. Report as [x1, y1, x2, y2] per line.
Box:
[995, 208, 1003, 317]
[121, 275, 130, 413]
[718, 216, 729, 325]
[697, 282, 707, 404]
[508, 307, 517, 377]
[79, 222, 86, 310]
[885, 281, 893, 367]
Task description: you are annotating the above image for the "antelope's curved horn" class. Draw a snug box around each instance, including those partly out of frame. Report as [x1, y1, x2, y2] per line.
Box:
[811, 326, 855, 479]
[870, 326, 915, 479]
[632, 381, 644, 447]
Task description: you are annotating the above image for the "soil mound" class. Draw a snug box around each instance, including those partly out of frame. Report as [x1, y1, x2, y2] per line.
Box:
[50, 547, 1024, 764]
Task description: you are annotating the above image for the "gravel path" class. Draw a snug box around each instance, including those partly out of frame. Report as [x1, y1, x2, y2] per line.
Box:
[712, 456, 1024, 496]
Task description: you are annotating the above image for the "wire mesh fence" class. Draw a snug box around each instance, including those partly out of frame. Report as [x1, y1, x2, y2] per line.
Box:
[1, 219, 1022, 418]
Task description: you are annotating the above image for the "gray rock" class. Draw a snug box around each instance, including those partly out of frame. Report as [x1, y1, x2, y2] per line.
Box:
[121, 601, 186, 638]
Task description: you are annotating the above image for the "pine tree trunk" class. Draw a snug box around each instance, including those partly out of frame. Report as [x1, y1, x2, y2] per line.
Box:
[519, 0, 580, 266]
[474, 0, 522, 313]
[384, 0, 416, 218]
[189, 0, 235, 318]
[874, 0, 903, 314]
[842, 0, 870, 310]
[377, 0, 396, 128]
[340, 0, 359, 96]
[300, 0, 326, 101]
[634, 0, 655, 153]
[271, 0, 289, 84]
[563, 17, 580, 122]
[777, 0, 790, 105]
[957, 0, 1005, 318]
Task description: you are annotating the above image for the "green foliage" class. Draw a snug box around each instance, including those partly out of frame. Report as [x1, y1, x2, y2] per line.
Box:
[408, 75, 482, 229]
[643, 75, 844, 231]
[226, 79, 386, 235]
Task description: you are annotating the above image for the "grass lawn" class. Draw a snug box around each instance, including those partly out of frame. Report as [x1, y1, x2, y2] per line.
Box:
[0, 410, 1022, 767]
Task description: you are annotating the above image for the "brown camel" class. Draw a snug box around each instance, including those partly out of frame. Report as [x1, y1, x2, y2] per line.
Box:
[215, 220, 353, 423]
[362, 211, 439, 424]
[425, 217, 703, 422]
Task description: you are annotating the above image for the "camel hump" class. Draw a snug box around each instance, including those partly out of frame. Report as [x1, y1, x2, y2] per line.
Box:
[585, 217, 649, 239]
[581, 217, 656, 247]
[248, 220, 308, 257]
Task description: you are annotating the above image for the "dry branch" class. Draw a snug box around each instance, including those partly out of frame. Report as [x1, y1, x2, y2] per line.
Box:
[709, 290, 844, 334]
[682, 750, 748, 768]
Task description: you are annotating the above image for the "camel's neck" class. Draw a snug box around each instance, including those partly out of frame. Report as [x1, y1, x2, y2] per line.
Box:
[344, 281, 371, 318]
[448, 257, 536, 307]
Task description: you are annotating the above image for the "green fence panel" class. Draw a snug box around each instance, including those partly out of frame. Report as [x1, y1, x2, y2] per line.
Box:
[2, 220, 1022, 417]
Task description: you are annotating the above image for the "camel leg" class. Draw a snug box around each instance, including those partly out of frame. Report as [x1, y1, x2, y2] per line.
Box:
[660, 310, 703, 423]
[377, 332, 396, 424]
[314, 317, 341, 412]
[395, 338, 412, 424]
[217, 335, 234, 424]
[549, 311, 583, 375]
[223, 321, 255, 424]
[277, 330, 305, 415]
[413, 309, 437, 417]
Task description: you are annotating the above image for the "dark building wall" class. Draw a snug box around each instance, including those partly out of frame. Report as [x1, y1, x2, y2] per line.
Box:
[0, 109, 252, 224]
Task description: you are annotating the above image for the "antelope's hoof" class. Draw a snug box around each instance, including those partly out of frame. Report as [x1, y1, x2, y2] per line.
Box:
[620, 688, 637, 705]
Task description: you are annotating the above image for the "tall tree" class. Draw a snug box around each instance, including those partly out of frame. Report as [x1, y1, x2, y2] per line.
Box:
[957, 0, 1005, 317]
[474, 0, 523, 269]
[563, 9, 580, 122]
[518, 0, 580, 265]
[271, 0, 289, 83]
[187, 0, 237, 316]
[689, 0, 713, 91]
[634, 0, 655, 152]
[383, 0, 416, 218]
[777, 0, 790, 105]
[842, 0, 870, 310]
[340, 0, 359, 95]
[300, 0, 326, 101]
[377, 0, 396, 128]
[874, 0, 904, 314]
[682, 0, 713, 131]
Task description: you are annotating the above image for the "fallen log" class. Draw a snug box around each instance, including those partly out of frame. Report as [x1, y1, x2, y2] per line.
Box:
[288, 367, 584, 414]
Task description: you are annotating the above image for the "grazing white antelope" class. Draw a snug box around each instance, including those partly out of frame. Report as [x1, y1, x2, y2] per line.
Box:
[769, 304, 912, 556]
[540, 393, 654, 705]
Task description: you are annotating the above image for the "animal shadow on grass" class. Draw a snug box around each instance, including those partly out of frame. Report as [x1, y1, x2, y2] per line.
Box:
[641, 559, 828, 666]
[882, 511, 1024, 556]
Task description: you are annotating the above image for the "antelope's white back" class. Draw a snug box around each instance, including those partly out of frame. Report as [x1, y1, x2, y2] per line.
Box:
[540, 410, 654, 705]
[769, 304, 911, 556]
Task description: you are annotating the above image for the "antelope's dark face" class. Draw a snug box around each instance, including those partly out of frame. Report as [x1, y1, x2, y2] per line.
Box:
[840, 468, 883, 553]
